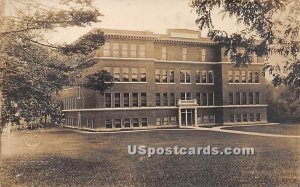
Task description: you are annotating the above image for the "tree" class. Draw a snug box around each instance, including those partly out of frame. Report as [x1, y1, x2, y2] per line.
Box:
[0, 0, 108, 134]
[190, 0, 300, 95]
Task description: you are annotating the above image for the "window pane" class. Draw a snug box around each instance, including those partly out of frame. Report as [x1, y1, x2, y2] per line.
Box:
[242, 92, 247, 105]
[196, 93, 201, 105]
[170, 93, 176, 106]
[242, 71, 246, 83]
[123, 93, 129, 107]
[105, 93, 111, 108]
[132, 118, 139, 127]
[180, 70, 185, 83]
[114, 93, 121, 107]
[250, 114, 255, 122]
[235, 92, 241, 105]
[242, 114, 248, 122]
[249, 93, 254, 104]
[115, 119, 121, 128]
[113, 43, 119, 57]
[202, 93, 207, 105]
[235, 71, 240, 83]
[228, 70, 233, 83]
[255, 92, 260, 104]
[229, 92, 234, 105]
[123, 68, 129, 82]
[131, 68, 138, 82]
[163, 93, 168, 106]
[208, 71, 214, 83]
[155, 69, 160, 83]
[255, 71, 259, 83]
[202, 71, 207, 83]
[141, 118, 148, 127]
[208, 93, 214, 106]
[140, 68, 147, 82]
[156, 93, 161, 106]
[130, 44, 137, 58]
[201, 49, 206, 61]
[105, 119, 112, 128]
[182, 48, 187, 61]
[156, 117, 161, 125]
[113, 67, 120, 82]
[162, 47, 167, 60]
[169, 70, 175, 83]
[186, 70, 191, 83]
[248, 71, 253, 83]
[122, 43, 128, 57]
[256, 113, 261, 121]
[162, 69, 167, 83]
[141, 93, 147, 107]
[132, 93, 139, 107]
[196, 70, 201, 83]
[124, 119, 131, 128]
[104, 43, 110, 57]
[139, 44, 146, 58]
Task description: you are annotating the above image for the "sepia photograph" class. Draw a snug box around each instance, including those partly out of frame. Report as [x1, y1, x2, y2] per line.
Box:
[0, 0, 299, 186]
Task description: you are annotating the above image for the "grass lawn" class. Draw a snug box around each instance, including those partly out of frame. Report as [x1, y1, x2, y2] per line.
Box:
[224, 124, 300, 136]
[0, 127, 299, 186]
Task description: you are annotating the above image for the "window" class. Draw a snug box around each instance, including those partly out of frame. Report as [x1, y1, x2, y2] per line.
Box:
[228, 70, 233, 83]
[156, 117, 161, 125]
[208, 93, 214, 106]
[124, 119, 131, 128]
[140, 68, 147, 82]
[229, 92, 234, 105]
[155, 69, 160, 83]
[162, 47, 167, 60]
[113, 67, 121, 82]
[248, 71, 253, 83]
[132, 118, 139, 127]
[255, 92, 260, 104]
[105, 93, 112, 108]
[169, 70, 175, 83]
[256, 113, 261, 121]
[123, 68, 129, 82]
[235, 71, 240, 83]
[163, 93, 168, 106]
[170, 117, 176, 125]
[130, 44, 137, 58]
[255, 71, 259, 83]
[156, 93, 161, 106]
[201, 49, 206, 61]
[202, 93, 208, 106]
[196, 70, 201, 83]
[230, 114, 235, 123]
[242, 114, 248, 122]
[123, 93, 130, 107]
[141, 118, 148, 127]
[249, 92, 254, 104]
[196, 93, 201, 105]
[180, 70, 191, 83]
[241, 71, 246, 83]
[242, 92, 247, 105]
[162, 69, 167, 83]
[141, 93, 147, 107]
[181, 92, 192, 100]
[170, 93, 176, 106]
[208, 71, 214, 83]
[105, 119, 113, 128]
[202, 71, 207, 83]
[250, 114, 255, 122]
[112, 43, 119, 57]
[115, 119, 121, 128]
[114, 93, 121, 107]
[197, 116, 202, 124]
[139, 44, 146, 58]
[131, 68, 138, 82]
[209, 115, 215, 123]
[203, 115, 209, 124]
[132, 93, 139, 107]
[162, 117, 168, 125]
[236, 114, 242, 122]
[235, 92, 241, 105]
[103, 43, 110, 57]
[253, 53, 258, 63]
[182, 48, 187, 60]
[122, 43, 128, 57]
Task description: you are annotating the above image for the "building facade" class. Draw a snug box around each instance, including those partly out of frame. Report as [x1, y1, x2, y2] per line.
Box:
[61, 28, 268, 130]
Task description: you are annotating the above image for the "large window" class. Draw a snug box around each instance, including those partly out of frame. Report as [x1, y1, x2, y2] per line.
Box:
[131, 68, 138, 82]
[235, 92, 241, 105]
[169, 70, 175, 83]
[255, 92, 260, 104]
[208, 93, 214, 106]
[201, 49, 206, 61]
[242, 114, 248, 122]
[123, 68, 129, 82]
[141, 118, 148, 127]
[248, 71, 253, 83]
[105, 119, 113, 128]
[202, 93, 208, 106]
[235, 71, 240, 83]
[141, 93, 147, 107]
[170, 93, 176, 106]
[208, 71, 214, 83]
[155, 69, 160, 83]
[249, 92, 254, 104]
[182, 48, 187, 61]
[180, 70, 191, 83]
[114, 93, 121, 107]
[156, 93, 161, 106]
[132, 118, 139, 127]
[196, 93, 201, 105]
[242, 92, 247, 105]
[202, 71, 207, 83]
[228, 70, 233, 83]
[124, 119, 131, 128]
[255, 71, 259, 83]
[122, 43, 128, 57]
[139, 44, 146, 58]
[196, 70, 201, 83]
[130, 44, 137, 58]
[250, 114, 255, 122]
[132, 93, 139, 107]
[229, 92, 234, 105]
[181, 92, 192, 100]
[123, 93, 130, 107]
[140, 68, 147, 82]
[256, 113, 261, 121]
[113, 67, 121, 82]
[112, 43, 119, 57]
[162, 69, 168, 83]
[115, 119, 121, 128]
[241, 71, 246, 83]
[162, 47, 167, 60]
[105, 93, 112, 108]
[163, 93, 168, 106]
[104, 43, 110, 57]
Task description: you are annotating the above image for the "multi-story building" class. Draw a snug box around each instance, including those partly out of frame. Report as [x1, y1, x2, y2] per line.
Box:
[61, 28, 268, 130]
